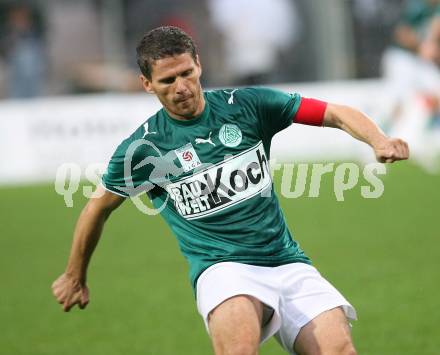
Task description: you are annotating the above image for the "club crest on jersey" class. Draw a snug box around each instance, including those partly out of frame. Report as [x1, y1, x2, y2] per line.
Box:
[175, 143, 202, 172]
[165, 142, 271, 220]
[219, 124, 242, 147]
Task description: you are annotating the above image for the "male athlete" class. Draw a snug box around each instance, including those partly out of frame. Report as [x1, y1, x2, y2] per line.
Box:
[52, 27, 409, 355]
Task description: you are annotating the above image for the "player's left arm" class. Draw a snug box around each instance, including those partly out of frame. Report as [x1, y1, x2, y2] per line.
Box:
[322, 103, 409, 163]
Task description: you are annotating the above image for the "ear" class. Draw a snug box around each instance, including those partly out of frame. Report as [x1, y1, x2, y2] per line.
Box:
[140, 74, 155, 94]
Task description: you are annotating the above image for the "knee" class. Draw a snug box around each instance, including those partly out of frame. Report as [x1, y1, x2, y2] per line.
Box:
[230, 343, 258, 355]
[337, 341, 357, 355]
[216, 342, 258, 355]
[315, 338, 356, 355]
[306, 343, 357, 355]
[344, 347, 357, 355]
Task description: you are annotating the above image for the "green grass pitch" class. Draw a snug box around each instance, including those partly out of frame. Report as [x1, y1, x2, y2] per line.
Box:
[0, 162, 438, 354]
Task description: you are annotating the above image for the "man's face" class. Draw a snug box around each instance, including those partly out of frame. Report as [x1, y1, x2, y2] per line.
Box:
[141, 53, 204, 120]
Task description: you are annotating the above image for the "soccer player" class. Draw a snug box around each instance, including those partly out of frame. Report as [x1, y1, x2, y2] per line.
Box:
[52, 26, 409, 355]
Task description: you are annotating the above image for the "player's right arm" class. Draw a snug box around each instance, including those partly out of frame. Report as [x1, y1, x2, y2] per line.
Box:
[51, 185, 125, 312]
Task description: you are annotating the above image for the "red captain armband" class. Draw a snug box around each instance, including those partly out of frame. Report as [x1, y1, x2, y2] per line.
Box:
[293, 98, 328, 126]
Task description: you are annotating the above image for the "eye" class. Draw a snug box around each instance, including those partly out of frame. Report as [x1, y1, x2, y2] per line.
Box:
[181, 69, 193, 77]
[159, 77, 175, 84]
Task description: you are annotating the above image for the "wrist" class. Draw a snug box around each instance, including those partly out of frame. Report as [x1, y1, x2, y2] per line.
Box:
[65, 267, 86, 284]
[370, 134, 389, 150]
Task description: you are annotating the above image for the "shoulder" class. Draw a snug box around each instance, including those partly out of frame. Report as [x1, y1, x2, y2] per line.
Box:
[205, 87, 301, 117]
[112, 112, 161, 157]
[236, 87, 301, 109]
[205, 87, 279, 107]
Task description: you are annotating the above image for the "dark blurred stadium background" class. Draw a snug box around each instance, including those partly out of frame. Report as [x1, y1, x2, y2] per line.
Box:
[0, 0, 409, 95]
[0, 1, 439, 354]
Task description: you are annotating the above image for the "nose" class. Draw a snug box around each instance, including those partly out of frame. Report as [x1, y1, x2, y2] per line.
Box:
[175, 77, 189, 95]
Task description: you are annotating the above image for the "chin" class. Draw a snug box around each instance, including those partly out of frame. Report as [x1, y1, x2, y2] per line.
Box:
[178, 104, 197, 116]
[181, 109, 198, 118]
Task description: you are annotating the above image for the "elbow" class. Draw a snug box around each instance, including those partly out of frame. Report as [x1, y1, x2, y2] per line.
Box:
[83, 199, 114, 221]
[323, 103, 346, 129]
[82, 188, 124, 220]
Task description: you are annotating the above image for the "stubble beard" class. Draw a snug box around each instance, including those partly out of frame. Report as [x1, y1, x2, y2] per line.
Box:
[178, 88, 203, 118]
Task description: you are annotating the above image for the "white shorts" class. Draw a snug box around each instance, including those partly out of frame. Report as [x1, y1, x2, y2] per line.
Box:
[196, 262, 357, 354]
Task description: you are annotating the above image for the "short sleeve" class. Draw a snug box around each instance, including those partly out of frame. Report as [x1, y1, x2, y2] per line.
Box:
[251, 87, 302, 140]
[101, 141, 131, 197]
[101, 132, 156, 197]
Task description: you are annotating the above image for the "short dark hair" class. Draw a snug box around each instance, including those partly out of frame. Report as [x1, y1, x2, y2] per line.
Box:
[136, 26, 198, 80]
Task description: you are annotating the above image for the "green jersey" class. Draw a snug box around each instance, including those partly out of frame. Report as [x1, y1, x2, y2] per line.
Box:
[102, 87, 311, 291]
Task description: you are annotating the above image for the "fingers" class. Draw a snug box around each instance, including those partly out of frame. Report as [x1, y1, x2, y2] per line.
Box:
[392, 139, 407, 160]
[377, 151, 395, 163]
[376, 138, 410, 163]
[63, 290, 83, 312]
[79, 287, 90, 310]
[394, 138, 410, 160]
[52, 281, 66, 304]
[51, 273, 89, 312]
[56, 290, 66, 304]
[63, 295, 75, 312]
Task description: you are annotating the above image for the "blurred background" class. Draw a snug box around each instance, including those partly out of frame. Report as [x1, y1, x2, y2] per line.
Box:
[0, 1, 439, 354]
[0, 0, 429, 94]
[0, 0, 439, 183]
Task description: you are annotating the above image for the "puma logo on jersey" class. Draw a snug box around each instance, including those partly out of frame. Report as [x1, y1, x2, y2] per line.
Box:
[142, 122, 157, 138]
[223, 89, 238, 104]
[195, 131, 216, 146]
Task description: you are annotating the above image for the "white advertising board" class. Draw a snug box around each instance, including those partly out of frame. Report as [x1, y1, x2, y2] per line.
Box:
[0, 79, 437, 185]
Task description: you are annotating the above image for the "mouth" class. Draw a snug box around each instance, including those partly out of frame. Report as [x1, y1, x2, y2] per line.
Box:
[175, 95, 193, 103]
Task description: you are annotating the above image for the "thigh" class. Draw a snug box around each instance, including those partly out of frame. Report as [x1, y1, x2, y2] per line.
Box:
[208, 295, 263, 355]
[196, 262, 282, 345]
[273, 264, 357, 353]
[294, 307, 356, 355]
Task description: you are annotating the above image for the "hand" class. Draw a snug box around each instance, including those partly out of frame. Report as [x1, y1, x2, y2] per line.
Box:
[374, 137, 410, 163]
[51, 273, 89, 312]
